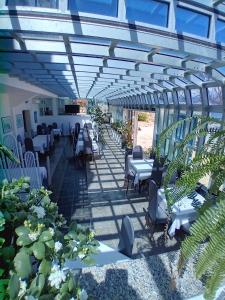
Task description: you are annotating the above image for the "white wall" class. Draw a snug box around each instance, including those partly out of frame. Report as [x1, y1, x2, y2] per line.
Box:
[39, 114, 92, 135]
[0, 76, 56, 142]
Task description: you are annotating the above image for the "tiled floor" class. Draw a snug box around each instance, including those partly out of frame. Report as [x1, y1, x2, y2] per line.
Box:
[51, 127, 183, 258]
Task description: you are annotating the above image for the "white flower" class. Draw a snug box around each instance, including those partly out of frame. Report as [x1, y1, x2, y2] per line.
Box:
[49, 228, 54, 237]
[48, 264, 67, 289]
[31, 205, 46, 219]
[79, 289, 88, 300]
[70, 298, 76, 300]
[54, 241, 63, 253]
[73, 246, 78, 252]
[78, 253, 85, 260]
[18, 279, 27, 298]
[25, 296, 38, 300]
[28, 232, 39, 242]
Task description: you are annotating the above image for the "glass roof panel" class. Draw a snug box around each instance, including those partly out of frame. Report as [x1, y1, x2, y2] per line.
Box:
[216, 66, 225, 75]
[68, 0, 118, 17]
[159, 49, 187, 58]
[190, 88, 201, 104]
[107, 60, 135, 69]
[176, 6, 210, 37]
[126, 0, 169, 27]
[116, 41, 152, 52]
[216, 19, 225, 43]
[207, 87, 223, 105]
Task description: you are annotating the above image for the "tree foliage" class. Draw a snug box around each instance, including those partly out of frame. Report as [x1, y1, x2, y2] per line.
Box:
[157, 116, 225, 300]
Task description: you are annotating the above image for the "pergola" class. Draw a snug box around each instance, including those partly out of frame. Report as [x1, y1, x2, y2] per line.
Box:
[1, 0, 225, 111]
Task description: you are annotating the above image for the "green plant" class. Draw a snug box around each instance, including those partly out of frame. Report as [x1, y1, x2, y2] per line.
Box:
[120, 120, 133, 148]
[138, 112, 148, 122]
[0, 178, 99, 299]
[157, 116, 225, 300]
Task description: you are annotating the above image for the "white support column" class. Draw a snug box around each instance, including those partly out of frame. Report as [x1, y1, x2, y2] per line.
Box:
[167, 0, 177, 32]
[117, 0, 127, 22]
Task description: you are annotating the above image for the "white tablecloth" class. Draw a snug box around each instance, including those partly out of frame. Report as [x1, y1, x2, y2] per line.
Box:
[65, 242, 130, 269]
[157, 189, 205, 237]
[32, 135, 50, 154]
[128, 157, 154, 184]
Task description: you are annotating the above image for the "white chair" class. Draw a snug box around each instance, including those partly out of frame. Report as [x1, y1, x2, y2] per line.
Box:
[118, 216, 135, 257]
[24, 151, 41, 189]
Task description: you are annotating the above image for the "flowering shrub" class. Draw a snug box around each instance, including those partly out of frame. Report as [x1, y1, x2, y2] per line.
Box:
[0, 178, 99, 299]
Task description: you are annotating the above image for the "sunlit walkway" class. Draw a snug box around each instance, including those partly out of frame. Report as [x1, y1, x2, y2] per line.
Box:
[86, 126, 182, 257]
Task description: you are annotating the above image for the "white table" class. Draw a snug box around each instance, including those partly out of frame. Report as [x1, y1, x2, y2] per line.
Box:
[157, 189, 205, 237]
[32, 135, 50, 154]
[129, 157, 154, 185]
[65, 242, 130, 269]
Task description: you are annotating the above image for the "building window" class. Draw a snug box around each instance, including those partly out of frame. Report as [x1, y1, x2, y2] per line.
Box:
[68, 0, 118, 17]
[177, 90, 186, 103]
[126, 0, 169, 27]
[7, 0, 58, 8]
[190, 89, 201, 104]
[39, 99, 53, 116]
[216, 19, 225, 43]
[158, 92, 164, 104]
[176, 6, 210, 38]
[207, 87, 223, 105]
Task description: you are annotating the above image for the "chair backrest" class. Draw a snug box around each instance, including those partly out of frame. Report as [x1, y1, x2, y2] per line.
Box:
[147, 180, 158, 222]
[75, 123, 80, 136]
[125, 148, 133, 176]
[52, 122, 57, 129]
[24, 138, 34, 152]
[37, 125, 42, 135]
[17, 134, 23, 144]
[24, 151, 41, 188]
[118, 216, 135, 257]
[132, 145, 143, 160]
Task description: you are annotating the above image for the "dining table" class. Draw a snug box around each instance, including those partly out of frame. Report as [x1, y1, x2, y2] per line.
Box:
[128, 156, 154, 185]
[157, 188, 205, 237]
[32, 134, 51, 154]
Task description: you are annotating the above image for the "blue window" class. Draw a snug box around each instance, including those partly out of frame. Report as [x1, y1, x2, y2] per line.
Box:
[126, 0, 169, 27]
[7, 0, 58, 8]
[167, 91, 173, 104]
[207, 87, 223, 105]
[190, 89, 201, 104]
[68, 0, 118, 17]
[176, 6, 210, 38]
[177, 90, 186, 103]
[216, 19, 225, 43]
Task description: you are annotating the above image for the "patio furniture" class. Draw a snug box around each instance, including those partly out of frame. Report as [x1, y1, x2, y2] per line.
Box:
[143, 180, 169, 239]
[132, 145, 143, 160]
[126, 170, 136, 194]
[52, 122, 57, 129]
[24, 137, 34, 152]
[157, 188, 205, 238]
[32, 135, 50, 154]
[37, 125, 43, 135]
[129, 158, 153, 185]
[118, 216, 135, 257]
[17, 134, 23, 145]
[47, 125, 53, 133]
[65, 241, 130, 269]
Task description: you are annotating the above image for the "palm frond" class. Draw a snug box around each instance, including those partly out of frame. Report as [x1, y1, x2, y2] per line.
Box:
[0, 144, 20, 164]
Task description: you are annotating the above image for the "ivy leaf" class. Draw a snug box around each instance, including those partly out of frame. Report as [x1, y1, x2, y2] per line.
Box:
[36, 274, 46, 296]
[14, 251, 32, 278]
[16, 234, 32, 247]
[39, 231, 52, 242]
[39, 259, 51, 275]
[8, 274, 20, 299]
[15, 226, 29, 237]
[45, 239, 54, 249]
[33, 242, 45, 260]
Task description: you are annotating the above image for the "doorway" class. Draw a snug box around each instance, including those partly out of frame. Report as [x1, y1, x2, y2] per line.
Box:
[22, 110, 32, 137]
[136, 111, 155, 153]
